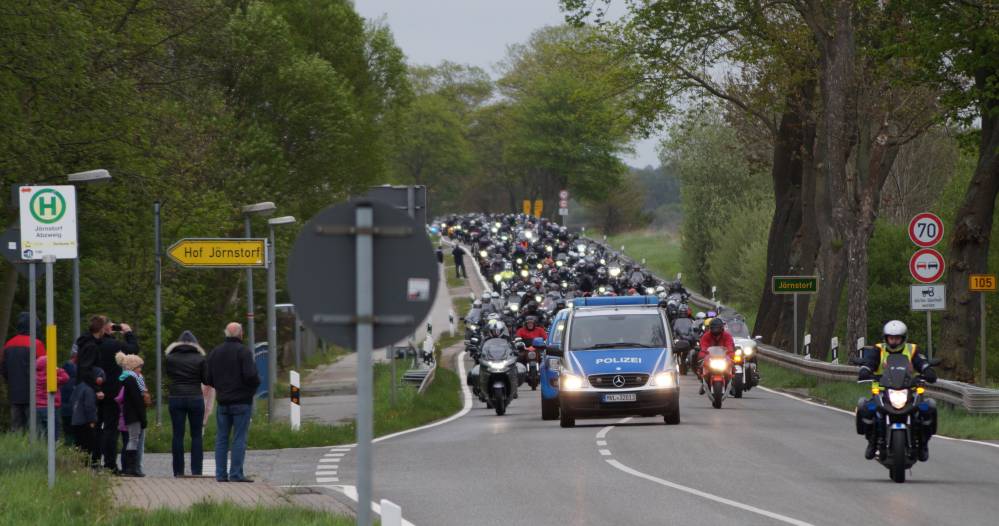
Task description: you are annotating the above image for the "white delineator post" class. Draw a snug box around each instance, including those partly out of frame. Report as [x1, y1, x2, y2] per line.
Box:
[380, 499, 402, 526]
[289, 370, 301, 431]
[830, 337, 839, 364]
[803, 333, 812, 359]
[448, 309, 455, 337]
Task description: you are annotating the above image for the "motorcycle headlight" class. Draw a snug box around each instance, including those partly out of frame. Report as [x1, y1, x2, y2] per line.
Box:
[652, 371, 676, 388]
[467, 324, 477, 330]
[536, 263, 543, 270]
[709, 358, 728, 372]
[645, 287, 655, 295]
[562, 373, 585, 390]
[516, 258, 523, 265]
[598, 286, 607, 294]
[742, 346, 754, 357]
[527, 351, 537, 360]
[556, 260, 564, 267]
[535, 295, 543, 303]
[479, 250, 488, 258]
[561, 281, 568, 289]
[600, 258, 607, 265]
[609, 267, 621, 277]
[887, 389, 909, 410]
[546, 245, 553, 252]
[509, 304, 519, 312]
[577, 243, 587, 253]
[520, 270, 529, 278]
[493, 274, 502, 283]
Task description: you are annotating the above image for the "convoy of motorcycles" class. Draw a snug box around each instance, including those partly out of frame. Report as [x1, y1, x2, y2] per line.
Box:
[439, 213, 754, 412]
[439, 212, 935, 483]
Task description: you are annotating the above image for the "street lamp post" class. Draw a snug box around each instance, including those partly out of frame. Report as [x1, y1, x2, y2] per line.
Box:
[267, 216, 296, 422]
[240, 202, 276, 374]
[66, 169, 111, 342]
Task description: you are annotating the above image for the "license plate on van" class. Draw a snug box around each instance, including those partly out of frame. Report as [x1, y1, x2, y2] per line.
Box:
[603, 393, 637, 403]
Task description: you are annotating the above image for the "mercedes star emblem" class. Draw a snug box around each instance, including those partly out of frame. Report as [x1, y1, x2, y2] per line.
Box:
[612, 375, 626, 388]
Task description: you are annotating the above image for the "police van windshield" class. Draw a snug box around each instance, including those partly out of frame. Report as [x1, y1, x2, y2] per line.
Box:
[569, 313, 666, 351]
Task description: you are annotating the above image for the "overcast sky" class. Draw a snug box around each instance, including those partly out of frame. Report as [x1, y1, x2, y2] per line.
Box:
[353, 0, 662, 168]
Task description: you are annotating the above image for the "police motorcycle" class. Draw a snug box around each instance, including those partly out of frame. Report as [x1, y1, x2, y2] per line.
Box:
[852, 350, 939, 483]
[700, 346, 733, 409]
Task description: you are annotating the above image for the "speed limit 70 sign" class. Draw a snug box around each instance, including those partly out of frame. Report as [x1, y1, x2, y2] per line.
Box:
[909, 212, 944, 248]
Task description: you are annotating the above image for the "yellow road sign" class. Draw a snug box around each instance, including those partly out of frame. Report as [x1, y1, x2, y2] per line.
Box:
[533, 199, 543, 218]
[168, 238, 268, 268]
[46, 324, 57, 392]
[970, 274, 997, 292]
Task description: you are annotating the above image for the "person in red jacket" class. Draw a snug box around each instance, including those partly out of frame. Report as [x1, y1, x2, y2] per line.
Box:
[35, 355, 69, 439]
[515, 316, 547, 342]
[698, 318, 734, 393]
[1, 312, 46, 432]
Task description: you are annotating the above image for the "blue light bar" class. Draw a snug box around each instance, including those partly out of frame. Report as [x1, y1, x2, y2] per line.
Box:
[570, 295, 660, 307]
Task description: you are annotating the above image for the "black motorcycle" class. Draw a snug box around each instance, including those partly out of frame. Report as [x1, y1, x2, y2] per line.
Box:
[860, 353, 935, 483]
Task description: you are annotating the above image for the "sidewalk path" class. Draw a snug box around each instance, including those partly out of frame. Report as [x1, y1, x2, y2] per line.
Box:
[274, 268, 454, 425]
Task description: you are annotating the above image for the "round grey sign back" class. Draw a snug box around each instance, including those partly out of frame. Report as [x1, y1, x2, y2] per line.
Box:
[287, 200, 439, 349]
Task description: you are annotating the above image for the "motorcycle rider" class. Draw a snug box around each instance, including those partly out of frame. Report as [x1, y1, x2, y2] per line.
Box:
[515, 316, 548, 342]
[856, 320, 938, 461]
[697, 318, 735, 394]
[480, 293, 500, 316]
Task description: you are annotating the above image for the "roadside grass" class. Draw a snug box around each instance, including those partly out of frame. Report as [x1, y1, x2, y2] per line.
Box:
[145, 356, 462, 452]
[444, 263, 465, 289]
[0, 434, 351, 526]
[605, 230, 683, 281]
[758, 360, 999, 440]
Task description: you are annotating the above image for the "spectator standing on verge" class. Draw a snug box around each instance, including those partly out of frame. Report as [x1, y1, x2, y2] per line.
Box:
[435, 246, 444, 265]
[0, 312, 45, 432]
[60, 348, 78, 445]
[452, 245, 467, 278]
[76, 316, 139, 473]
[205, 322, 260, 483]
[35, 355, 69, 439]
[115, 352, 146, 477]
[165, 330, 208, 477]
[71, 367, 105, 467]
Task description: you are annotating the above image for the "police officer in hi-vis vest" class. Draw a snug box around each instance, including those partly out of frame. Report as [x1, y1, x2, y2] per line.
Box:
[855, 321, 938, 462]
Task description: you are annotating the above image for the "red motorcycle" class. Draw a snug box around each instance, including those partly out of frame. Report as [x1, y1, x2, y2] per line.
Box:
[699, 346, 733, 409]
[515, 338, 543, 390]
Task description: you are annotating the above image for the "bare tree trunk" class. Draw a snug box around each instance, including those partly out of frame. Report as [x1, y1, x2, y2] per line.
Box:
[755, 83, 817, 347]
[939, 89, 999, 381]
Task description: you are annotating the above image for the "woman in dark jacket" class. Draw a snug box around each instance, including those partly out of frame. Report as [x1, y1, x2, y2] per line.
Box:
[164, 330, 208, 477]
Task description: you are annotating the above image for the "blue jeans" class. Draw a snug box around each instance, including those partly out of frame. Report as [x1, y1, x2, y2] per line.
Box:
[169, 397, 205, 476]
[36, 408, 59, 440]
[215, 403, 251, 481]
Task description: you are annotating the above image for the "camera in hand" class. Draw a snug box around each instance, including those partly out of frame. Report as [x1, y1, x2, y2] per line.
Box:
[111, 324, 123, 332]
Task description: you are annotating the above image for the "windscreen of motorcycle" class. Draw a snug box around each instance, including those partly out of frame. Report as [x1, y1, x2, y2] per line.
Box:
[481, 339, 514, 361]
[706, 346, 729, 357]
[672, 318, 695, 337]
[881, 353, 915, 389]
[725, 319, 751, 338]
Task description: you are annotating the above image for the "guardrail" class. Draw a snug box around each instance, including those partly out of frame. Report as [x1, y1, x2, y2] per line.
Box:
[588, 237, 999, 414]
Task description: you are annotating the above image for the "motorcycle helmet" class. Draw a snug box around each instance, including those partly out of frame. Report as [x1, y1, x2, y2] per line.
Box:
[695, 312, 706, 320]
[486, 319, 505, 338]
[883, 320, 908, 351]
[491, 291, 500, 300]
[481, 293, 492, 303]
[472, 300, 482, 308]
[707, 310, 718, 318]
[709, 317, 725, 335]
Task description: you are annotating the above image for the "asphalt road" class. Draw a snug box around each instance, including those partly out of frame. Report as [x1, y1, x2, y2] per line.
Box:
[321, 354, 999, 526]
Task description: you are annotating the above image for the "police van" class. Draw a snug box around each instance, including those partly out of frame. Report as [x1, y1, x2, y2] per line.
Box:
[543, 296, 688, 428]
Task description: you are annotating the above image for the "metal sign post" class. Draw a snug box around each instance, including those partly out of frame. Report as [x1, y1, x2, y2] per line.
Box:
[970, 274, 996, 385]
[44, 254, 56, 488]
[154, 201, 163, 423]
[910, 284, 945, 359]
[288, 200, 437, 526]
[28, 263, 37, 440]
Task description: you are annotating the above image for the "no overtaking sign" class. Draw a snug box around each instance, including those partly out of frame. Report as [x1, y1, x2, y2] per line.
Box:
[19, 185, 78, 260]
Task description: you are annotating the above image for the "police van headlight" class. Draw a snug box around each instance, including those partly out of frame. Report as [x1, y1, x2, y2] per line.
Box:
[887, 389, 909, 410]
[562, 373, 585, 390]
[652, 371, 676, 388]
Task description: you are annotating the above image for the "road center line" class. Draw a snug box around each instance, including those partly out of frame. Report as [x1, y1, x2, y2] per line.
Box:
[605, 459, 815, 526]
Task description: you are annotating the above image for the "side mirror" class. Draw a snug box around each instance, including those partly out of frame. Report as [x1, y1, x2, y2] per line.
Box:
[928, 357, 942, 366]
[545, 346, 564, 357]
[754, 335, 763, 342]
[673, 340, 691, 352]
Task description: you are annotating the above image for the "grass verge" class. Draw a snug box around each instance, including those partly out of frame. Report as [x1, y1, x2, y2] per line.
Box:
[758, 360, 999, 440]
[605, 230, 682, 281]
[145, 358, 463, 452]
[0, 434, 350, 526]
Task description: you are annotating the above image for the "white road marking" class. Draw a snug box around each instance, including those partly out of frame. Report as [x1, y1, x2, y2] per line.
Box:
[598, 449, 611, 456]
[325, 453, 346, 457]
[758, 386, 999, 450]
[605, 459, 815, 526]
[319, 458, 340, 463]
[315, 472, 338, 477]
[596, 440, 607, 446]
[316, 477, 339, 483]
[281, 485, 417, 526]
